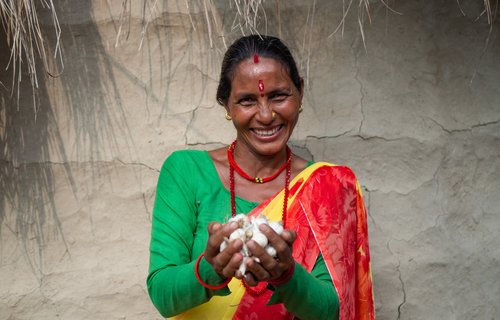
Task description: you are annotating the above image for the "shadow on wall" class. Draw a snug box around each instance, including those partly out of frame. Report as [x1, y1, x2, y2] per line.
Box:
[0, 0, 131, 281]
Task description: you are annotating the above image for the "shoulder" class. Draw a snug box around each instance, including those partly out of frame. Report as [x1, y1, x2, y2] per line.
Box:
[161, 149, 209, 170]
[310, 162, 360, 188]
[166, 149, 208, 161]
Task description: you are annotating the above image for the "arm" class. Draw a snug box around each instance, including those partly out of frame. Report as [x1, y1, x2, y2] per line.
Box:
[268, 254, 339, 320]
[146, 152, 230, 318]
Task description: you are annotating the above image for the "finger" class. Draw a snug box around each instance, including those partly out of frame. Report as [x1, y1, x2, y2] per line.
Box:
[209, 238, 243, 276]
[270, 234, 296, 267]
[258, 224, 292, 259]
[207, 222, 222, 235]
[244, 256, 272, 282]
[243, 272, 258, 287]
[281, 230, 297, 246]
[259, 224, 296, 247]
[205, 221, 239, 258]
[246, 239, 277, 271]
[220, 251, 244, 278]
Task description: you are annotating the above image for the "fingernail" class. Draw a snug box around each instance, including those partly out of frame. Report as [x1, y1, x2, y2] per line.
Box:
[260, 224, 269, 231]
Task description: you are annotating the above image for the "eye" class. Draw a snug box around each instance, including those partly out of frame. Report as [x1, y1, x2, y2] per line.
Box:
[270, 92, 289, 102]
[237, 97, 256, 106]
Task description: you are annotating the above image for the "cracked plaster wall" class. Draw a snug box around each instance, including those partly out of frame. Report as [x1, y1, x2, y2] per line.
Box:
[1, 1, 499, 319]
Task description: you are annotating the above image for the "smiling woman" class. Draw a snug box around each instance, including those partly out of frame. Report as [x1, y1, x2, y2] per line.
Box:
[225, 56, 302, 159]
[147, 35, 375, 320]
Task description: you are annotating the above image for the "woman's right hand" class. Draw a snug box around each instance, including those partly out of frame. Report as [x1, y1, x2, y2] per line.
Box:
[204, 221, 244, 279]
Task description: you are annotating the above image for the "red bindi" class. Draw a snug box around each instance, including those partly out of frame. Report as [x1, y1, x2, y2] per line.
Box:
[258, 80, 264, 96]
[253, 53, 259, 63]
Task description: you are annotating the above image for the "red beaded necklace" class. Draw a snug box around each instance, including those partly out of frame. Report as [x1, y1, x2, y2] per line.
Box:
[227, 140, 292, 296]
[227, 140, 291, 184]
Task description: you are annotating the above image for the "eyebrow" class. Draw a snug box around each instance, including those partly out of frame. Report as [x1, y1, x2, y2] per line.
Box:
[233, 92, 256, 101]
[267, 87, 292, 95]
[233, 92, 257, 103]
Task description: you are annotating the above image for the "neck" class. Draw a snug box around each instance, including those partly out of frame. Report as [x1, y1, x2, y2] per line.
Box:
[232, 141, 289, 178]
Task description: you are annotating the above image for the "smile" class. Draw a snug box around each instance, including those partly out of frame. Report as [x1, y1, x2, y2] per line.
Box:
[252, 125, 283, 137]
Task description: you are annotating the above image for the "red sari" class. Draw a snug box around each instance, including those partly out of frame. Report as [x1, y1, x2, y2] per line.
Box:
[233, 162, 375, 320]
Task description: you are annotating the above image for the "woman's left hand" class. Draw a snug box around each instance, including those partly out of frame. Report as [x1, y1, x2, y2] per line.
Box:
[239, 224, 296, 286]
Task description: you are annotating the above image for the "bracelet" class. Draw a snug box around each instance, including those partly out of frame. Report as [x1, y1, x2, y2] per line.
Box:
[194, 253, 232, 290]
[267, 261, 296, 286]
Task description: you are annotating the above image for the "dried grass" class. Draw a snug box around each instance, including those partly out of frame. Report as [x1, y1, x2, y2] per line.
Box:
[0, 0, 63, 112]
[1, 0, 497, 111]
[112, 0, 497, 55]
[203, 0, 227, 49]
[113, 0, 160, 50]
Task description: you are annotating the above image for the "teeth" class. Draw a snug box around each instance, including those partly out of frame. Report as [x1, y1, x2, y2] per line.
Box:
[254, 126, 280, 136]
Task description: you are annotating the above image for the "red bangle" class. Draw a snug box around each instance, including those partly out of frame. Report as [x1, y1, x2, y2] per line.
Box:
[194, 253, 232, 290]
[267, 261, 296, 286]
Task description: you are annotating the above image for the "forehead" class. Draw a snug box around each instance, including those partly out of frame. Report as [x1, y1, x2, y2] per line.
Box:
[231, 57, 292, 84]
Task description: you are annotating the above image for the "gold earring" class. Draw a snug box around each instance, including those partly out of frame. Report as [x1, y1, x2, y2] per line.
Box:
[225, 111, 232, 121]
[299, 104, 304, 113]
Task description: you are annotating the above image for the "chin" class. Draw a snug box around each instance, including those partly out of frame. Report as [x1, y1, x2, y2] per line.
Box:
[249, 137, 290, 156]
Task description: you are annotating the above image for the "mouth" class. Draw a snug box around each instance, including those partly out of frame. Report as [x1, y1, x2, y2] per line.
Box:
[252, 125, 283, 137]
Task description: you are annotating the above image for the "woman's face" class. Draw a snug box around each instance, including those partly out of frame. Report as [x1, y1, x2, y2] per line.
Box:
[226, 57, 303, 158]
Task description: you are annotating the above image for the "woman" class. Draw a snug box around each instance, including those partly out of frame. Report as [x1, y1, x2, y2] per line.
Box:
[147, 35, 375, 319]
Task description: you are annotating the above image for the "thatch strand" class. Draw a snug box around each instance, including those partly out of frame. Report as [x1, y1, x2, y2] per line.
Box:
[300, 0, 317, 90]
[203, 0, 214, 48]
[229, 0, 267, 37]
[457, 0, 467, 16]
[185, 0, 197, 31]
[470, 0, 498, 83]
[0, 0, 63, 112]
[114, 0, 132, 48]
[114, 0, 159, 51]
[139, 0, 159, 51]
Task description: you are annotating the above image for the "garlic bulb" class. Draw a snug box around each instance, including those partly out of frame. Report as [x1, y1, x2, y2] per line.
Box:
[251, 232, 268, 248]
[229, 228, 245, 242]
[219, 214, 282, 277]
[269, 221, 284, 235]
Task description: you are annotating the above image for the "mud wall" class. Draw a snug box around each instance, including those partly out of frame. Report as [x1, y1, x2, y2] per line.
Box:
[1, 1, 499, 319]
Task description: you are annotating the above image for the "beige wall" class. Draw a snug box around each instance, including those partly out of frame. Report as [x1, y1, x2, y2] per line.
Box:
[1, 1, 499, 319]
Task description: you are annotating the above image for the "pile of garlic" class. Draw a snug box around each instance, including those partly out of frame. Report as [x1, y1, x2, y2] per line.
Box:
[220, 214, 284, 277]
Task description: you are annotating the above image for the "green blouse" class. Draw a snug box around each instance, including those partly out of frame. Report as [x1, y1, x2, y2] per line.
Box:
[147, 150, 339, 319]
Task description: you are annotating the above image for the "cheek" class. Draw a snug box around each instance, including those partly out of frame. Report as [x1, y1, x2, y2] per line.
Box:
[230, 108, 253, 126]
[275, 101, 300, 119]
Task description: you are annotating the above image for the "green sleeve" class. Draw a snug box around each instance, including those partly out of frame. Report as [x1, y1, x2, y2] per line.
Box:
[268, 253, 340, 320]
[146, 152, 230, 318]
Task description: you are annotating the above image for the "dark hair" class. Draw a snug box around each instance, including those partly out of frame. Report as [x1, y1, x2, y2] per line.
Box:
[216, 35, 302, 106]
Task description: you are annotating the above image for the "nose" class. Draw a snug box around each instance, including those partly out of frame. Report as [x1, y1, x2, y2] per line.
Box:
[256, 101, 274, 124]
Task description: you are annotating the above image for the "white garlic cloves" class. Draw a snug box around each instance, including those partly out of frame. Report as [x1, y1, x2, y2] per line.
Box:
[251, 232, 268, 248]
[239, 257, 248, 276]
[220, 238, 228, 252]
[220, 214, 283, 272]
[241, 243, 250, 257]
[269, 221, 284, 235]
[231, 214, 250, 228]
[229, 228, 245, 242]
[252, 215, 268, 227]
[245, 229, 253, 239]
